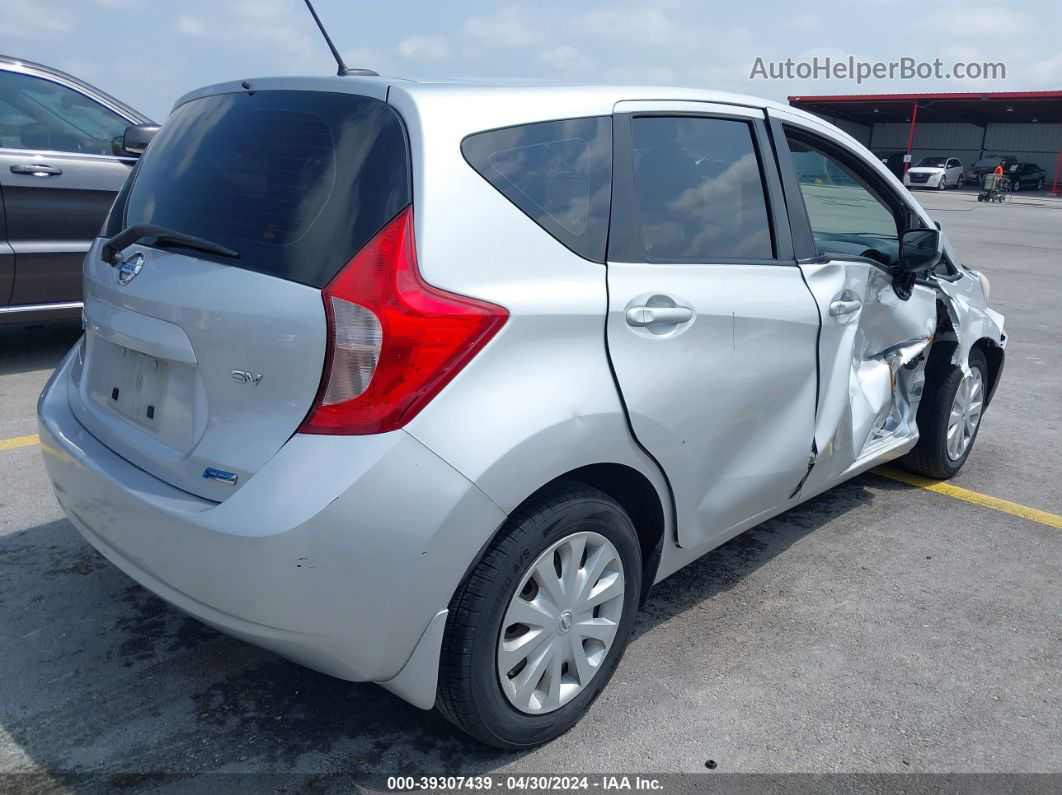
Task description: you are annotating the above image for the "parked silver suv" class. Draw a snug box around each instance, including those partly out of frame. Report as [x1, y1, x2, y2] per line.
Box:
[38, 76, 1005, 748]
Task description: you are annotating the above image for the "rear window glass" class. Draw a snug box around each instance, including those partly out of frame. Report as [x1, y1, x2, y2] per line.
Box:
[461, 116, 612, 263]
[630, 116, 773, 261]
[117, 90, 410, 288]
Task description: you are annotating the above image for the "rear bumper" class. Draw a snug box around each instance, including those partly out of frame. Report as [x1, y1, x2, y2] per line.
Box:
[38, 347, 506, 706]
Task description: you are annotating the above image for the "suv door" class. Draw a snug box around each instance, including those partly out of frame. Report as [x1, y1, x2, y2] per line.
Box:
[0, 184, 12, 304]
[0, 67, 136, 309]
[768, 111, 937, 496]
[606, 102, 820, 549]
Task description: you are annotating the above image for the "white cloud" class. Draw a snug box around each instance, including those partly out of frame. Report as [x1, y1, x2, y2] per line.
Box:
[689, 61, 758, 84]
[941, 45, 982, 61]
[577, 5, 693, 47]
[343, 48, 382, 68]
[0, 0, 76, 36]
[176, 15, 208, 37]
[928, 4, 1030, 40]
[539, 45, 592, 72]
[168, 1, 318, 65]
[604, 65, 678, 84]
[226, 0, 291, 20]
[1028, 52, 1062, 82]
[786, 12, 821, 33]
[462, 5, 542, 47]
[397, 34, 451, 61]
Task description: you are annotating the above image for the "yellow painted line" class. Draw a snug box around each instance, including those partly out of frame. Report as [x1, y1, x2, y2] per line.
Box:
[874, 466, 1062, 530]
[0, 433, 39, 452]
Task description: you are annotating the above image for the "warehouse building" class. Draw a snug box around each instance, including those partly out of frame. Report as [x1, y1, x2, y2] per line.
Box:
[788, 91, 1062, 190]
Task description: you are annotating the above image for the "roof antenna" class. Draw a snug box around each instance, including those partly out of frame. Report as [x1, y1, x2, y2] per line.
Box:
[302, 0, 378, 77]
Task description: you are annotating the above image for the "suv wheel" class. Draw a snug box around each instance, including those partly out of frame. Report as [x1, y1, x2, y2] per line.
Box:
[1037, 178, 1045, 190]
[437, 481, 642, 749]
[901, 348, 988, 479]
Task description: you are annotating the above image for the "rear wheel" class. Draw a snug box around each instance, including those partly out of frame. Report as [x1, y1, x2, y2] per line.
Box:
[437, 481, 642, 749]
[901, 348, 988, 479]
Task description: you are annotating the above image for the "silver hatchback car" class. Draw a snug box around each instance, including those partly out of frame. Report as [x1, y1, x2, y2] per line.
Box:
[38, 76, 1005, 748]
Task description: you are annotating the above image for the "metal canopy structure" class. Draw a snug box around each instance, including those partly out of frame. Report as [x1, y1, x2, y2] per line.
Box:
[788, 91, 1062, 192]
[788, 91, 1062, 125]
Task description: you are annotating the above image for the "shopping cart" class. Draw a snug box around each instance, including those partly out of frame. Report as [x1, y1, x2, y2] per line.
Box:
[978, 173, 1009, 202]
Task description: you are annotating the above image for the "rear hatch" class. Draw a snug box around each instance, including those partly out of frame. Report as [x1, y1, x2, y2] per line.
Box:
[70, 87, 411, 501]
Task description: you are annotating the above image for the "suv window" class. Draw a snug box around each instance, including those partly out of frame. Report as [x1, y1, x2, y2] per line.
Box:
[629, 115, 774, 261]
[116, 90, 411, 288]
[785, 132, 899, 253]
[0, 69, 128, 155]
[462, 116, 612, 263]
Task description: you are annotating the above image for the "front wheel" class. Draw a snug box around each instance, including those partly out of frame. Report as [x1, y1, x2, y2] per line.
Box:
[1037, 178, 1045, 190]
[437, 481, 642, 749]
[937, 176, 947, 190]
[901, 348, 988, 479]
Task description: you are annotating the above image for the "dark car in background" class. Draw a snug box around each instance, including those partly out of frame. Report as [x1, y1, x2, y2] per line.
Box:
[964, 154, 1017, 185]
[0, 55, 157, 324]
[875, 150, 907, 180]
[1006, 162, 1047, 192]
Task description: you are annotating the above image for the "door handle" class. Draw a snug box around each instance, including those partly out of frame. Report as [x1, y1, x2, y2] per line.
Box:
[10, 163, 63, 177]
[829, 297, 862, 318]
[625, 305, 694, 327]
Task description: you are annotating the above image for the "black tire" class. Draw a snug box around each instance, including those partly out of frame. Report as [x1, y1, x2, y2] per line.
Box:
[437, 481, 642, 749]
[1037, 178, 1044, 190]
[901, 347, 988, 479]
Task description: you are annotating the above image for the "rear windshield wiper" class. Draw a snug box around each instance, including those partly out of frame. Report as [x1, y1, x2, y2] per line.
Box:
[102, 223, 240, 265]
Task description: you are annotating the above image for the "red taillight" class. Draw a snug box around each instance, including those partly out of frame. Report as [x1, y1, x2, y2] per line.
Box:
[299, 206, 508, 435]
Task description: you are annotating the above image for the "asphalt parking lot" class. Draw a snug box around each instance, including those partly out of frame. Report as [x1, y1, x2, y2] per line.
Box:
[0, 188, 1059, 785]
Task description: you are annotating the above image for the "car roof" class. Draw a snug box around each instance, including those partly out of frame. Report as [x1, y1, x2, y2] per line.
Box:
[0, 53, 152, 124]
[176, 73, 818, 123]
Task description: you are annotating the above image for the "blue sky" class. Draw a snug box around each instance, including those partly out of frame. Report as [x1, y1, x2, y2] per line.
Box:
[3, 0, 1061, 121]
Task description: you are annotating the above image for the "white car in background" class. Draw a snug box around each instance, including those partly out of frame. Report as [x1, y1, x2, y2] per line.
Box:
[904, 156, 964, 190]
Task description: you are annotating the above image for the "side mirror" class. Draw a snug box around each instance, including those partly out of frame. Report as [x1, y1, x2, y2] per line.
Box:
[898, 227, 943, 273]
[120, 123, 160, 157]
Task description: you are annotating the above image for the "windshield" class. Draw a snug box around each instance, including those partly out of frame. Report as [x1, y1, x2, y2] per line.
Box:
[917, 157, 948, 168]
[115, 90, 411, 288]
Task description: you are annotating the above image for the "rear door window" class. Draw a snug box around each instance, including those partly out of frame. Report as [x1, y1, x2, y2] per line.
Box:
[116, 90, 411, 288]
[628, 116, 774, 261]
[461, 116, 612, 263]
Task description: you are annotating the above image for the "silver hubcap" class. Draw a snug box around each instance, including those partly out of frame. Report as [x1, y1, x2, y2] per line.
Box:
[947, 368, 984, 461]
[497, 531, 625, 715]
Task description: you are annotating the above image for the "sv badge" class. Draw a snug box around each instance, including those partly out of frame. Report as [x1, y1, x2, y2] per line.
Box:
[116, 253, 144, 286]
[231, 369, 263, 385]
